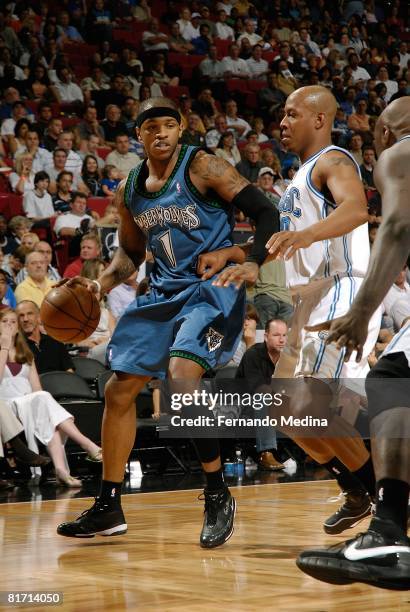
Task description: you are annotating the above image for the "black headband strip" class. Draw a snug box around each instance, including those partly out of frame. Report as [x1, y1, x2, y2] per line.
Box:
[136, 107, 181, 128]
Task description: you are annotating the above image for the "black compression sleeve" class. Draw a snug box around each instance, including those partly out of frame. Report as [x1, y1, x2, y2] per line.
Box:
[232, 184, 279, 265]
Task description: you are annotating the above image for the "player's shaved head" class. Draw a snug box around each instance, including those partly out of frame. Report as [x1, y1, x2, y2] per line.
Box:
[377, 97, 410, 135]
[288, 86, 338, 123]
[374, 97, 410, 155]
[281, 86, 338, 159]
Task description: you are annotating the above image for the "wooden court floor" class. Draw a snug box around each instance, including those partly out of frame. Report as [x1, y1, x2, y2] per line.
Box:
[0, 481, 409, 612]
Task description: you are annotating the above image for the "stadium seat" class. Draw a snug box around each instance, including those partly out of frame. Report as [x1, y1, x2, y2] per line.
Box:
[214, 365, 238, 379]
[40, 371, 96, 400]
[72, 357, 107, 386]
[247, 80, 266, 92]
[96, 147, 112, 161]
[96, 369, 113, 400]
[87, 196, 111, 216]
[226, 79, 251, 93]
[214, 38, 230, 59]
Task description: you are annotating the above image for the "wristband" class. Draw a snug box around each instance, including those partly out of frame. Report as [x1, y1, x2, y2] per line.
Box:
[92, 280, 102, 294]
[0, 347, 10, 351]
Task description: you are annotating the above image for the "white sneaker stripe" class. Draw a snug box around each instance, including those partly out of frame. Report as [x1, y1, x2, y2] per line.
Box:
[344, 541, 410, 561]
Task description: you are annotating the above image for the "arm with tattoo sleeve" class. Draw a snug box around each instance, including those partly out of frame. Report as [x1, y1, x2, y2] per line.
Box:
[97, 181, 146, 294]
[190, 152, 278, 286]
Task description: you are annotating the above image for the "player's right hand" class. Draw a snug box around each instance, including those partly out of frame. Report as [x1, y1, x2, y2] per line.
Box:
[197, 250, 228, 280]
[305, 311, 368, 363]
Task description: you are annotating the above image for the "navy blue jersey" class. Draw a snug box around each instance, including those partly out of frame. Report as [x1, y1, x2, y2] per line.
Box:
[124, 145, 235, 292]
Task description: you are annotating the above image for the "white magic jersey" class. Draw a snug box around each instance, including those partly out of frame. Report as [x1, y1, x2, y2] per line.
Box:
[278, 145, 370, 288]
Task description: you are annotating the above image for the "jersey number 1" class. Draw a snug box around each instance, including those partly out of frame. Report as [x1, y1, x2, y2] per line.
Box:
[158, 230, 177, 267]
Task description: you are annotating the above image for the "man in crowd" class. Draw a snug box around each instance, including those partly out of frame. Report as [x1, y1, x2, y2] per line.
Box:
[236, 319, 288, 471]
[105, 134, 141, 179]
[235, 143, 263, 183]
[14, 251, 54, 307]
[16, 241, 61, 284]
[17, 300, 74, 373]
[63, 233, 102, 278]
[53, 192, 94, 238]
[42, 117, 63, 152]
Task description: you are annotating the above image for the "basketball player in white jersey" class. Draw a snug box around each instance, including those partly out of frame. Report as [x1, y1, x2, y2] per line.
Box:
[217, 86, 381, 534]
[297, 97, 410, 589]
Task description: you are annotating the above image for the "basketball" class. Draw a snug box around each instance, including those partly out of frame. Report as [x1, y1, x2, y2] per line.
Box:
[40, 284, 101, 343]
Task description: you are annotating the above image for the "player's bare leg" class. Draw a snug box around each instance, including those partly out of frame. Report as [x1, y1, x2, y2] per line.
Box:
[57, 373, 150, 538]
[279, 378, 375, 533]
[101, 373, 150, 481]
[168, 357, 235, 548]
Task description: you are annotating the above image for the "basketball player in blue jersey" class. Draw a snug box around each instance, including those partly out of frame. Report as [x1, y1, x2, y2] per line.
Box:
[217, 85, 381, 534]
[297, 97, 410, 589]
[57, 97, 278, 547]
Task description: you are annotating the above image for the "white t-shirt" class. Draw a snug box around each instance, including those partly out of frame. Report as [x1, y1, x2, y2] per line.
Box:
[142, 30, 169, 51]
[45, 164, 82, 189]
[237, 32, 263, 47]
[177, 19, 199, 42]
[351, 66, 371, 83]
[246, 57, 269, 79]
[215, 22, 234, 40]
[54, 80, 84, 103]
[221, 56, 250, 77]
[23, 190, 55, 219]
[9, 172, 35, 193]
[105, 150, 141, 176]
[226, 115, 252, 139]
[53, 212, 93, 235]
[107, 283, 137, 318]
[383, 282, 410, 316]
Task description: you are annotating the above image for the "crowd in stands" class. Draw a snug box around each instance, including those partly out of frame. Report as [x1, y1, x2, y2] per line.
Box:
[0, 0, 408, 485]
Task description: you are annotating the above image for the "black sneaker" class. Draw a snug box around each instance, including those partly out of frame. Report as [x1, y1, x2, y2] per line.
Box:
[199, 488, 236, 548]
[323, 489, 371, 534]
[57, 498, 127, 538]
[297, 519, 410, 590]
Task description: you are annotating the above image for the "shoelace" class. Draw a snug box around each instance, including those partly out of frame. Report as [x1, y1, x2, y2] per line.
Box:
[78, 498, 109, 518]
[198, 491, 224, 523]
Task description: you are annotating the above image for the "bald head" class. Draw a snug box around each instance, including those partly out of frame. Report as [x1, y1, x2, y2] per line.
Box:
[377, 97, 410, 135]
[281, 86, 338, 159]
[374, 97, 410, 156]
[288, 86, 338, 123]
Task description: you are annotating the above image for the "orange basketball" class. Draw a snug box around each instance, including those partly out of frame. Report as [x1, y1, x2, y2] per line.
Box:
[40, 284, 101, 343]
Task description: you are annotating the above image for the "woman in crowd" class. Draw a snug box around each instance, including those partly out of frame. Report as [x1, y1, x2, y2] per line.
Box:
[9, 153, 36, 194]
[215, 132, 241, 166]
[24, 63, 56, 102]
[0, 309, 102, 487]
[8, 118, 31, 157]
[81, 154, 102, 196]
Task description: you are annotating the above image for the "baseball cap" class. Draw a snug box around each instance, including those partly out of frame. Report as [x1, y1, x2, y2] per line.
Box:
[258, 166, 275, 178]
[192, 12, 201, 18]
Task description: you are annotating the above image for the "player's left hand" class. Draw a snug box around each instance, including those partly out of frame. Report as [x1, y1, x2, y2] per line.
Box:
[305, 311, 368, 363]
[266, 229, 314, 260]
[213, 262, 259, 289]
[197, 250, 229, 280]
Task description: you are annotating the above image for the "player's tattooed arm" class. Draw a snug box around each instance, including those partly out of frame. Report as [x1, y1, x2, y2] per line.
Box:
[189, 151, 249, 201]
[97, 181, 147, 293]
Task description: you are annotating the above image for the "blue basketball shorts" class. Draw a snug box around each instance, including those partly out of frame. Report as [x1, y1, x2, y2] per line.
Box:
[106, 278, 245, 378]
